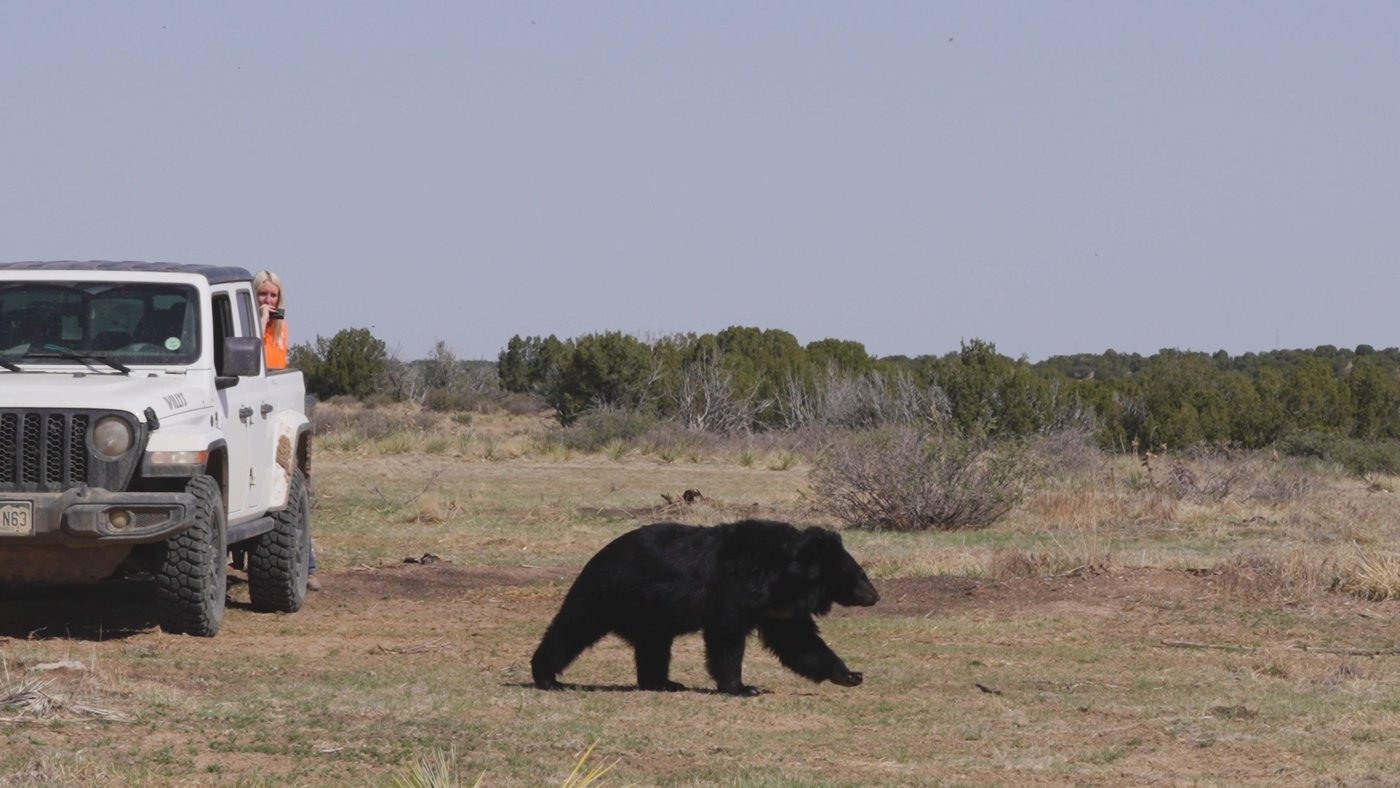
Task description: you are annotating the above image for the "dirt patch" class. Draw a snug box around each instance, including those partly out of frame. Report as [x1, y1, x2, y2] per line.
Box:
[866, 567, 1217, 618]
[321, 561, 571, 602]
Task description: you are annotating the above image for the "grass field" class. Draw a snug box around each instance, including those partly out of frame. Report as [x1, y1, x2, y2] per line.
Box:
[3, 410, 1400, 786]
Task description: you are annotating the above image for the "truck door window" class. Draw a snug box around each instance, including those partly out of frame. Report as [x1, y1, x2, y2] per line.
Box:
[237, 291, 256, 338]
[212, 293, 234, 373]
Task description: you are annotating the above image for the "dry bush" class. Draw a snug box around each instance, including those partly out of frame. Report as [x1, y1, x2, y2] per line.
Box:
[407, 492, 461, 524]
[984, 549, 1057, 580]
[1214, 550, 1326, 600]
[984, 533, 1113, 580]
[811, 426, 1033, 531]
[780, 364, 948, 430]
[1140, 447, 1320, 506]
[1029, 422, 1107, 480]
[674, 349, 766, 433]
[1238, 458, 1321, 504]
[1210, 545, 1400, 603]
[1024, 482, 1179, 532]
[497, 391, 540, 415]
[312, 400, 441, 436]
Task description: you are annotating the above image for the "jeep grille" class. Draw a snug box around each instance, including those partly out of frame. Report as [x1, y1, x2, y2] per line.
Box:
[0, 410, 141, 493]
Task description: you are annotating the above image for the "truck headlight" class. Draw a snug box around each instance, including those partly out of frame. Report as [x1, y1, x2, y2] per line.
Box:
[93, 416, 134, 458]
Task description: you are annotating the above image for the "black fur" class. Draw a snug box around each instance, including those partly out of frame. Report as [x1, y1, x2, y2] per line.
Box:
[530, 519, 879, 696]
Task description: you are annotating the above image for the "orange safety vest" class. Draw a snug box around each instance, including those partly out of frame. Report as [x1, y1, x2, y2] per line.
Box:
[263, 320, 288, 369]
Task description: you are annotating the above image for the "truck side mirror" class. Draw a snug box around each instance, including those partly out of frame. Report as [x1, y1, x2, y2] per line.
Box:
[217, 336, 263, 389]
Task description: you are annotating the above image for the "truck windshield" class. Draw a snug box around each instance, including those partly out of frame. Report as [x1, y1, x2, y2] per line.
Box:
[0, 281, 201, 366]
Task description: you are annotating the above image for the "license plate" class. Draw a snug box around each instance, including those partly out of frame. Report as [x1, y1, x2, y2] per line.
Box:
[0, 501, 33, 536]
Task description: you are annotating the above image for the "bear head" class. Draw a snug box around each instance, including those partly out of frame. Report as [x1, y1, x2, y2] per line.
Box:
[781, 527, 880, 616]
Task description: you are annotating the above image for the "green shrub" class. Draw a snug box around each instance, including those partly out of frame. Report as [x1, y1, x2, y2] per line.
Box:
[1279, 431, 1400, 477]
[423, 387, 481, 413]
[1334, 440, 1400, 478]
[1278, 430, 1342, 461]
[293, 327, 389, 400]
[554, 407, 659, 453]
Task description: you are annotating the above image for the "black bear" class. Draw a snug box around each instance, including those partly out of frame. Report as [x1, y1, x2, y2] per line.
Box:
[531, 519, 880, 696]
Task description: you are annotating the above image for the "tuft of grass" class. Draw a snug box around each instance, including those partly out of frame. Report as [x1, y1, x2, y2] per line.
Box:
[1337, 549, 1400, 601]
[561, 742, 619, 787]
[319, 430, 368, 453]
[456, 430, 476, 456]
[390, 746, 481, 788]
[601, 438, 630, 462]
[766, 450, 801, 471]
[376, 431, 420, 455]
[480, 435, 503, 461]
[653, 443, 683, 464]
[389, 743, 617, 788]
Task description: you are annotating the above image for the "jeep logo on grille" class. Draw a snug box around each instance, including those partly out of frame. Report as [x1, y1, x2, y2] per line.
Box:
[163, 393, 187, 410]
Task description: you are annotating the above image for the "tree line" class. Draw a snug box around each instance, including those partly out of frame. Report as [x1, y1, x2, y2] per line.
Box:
[498, 331, 1400, 449]
[289, 325, 1400, 451]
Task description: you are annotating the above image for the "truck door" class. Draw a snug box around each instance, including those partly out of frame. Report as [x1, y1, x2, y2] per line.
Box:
[235, 287, 276, 514]
[212, 290, 256, 521]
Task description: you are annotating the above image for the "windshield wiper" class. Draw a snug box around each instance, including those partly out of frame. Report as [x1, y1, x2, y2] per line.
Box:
[20, 349, 132, 374]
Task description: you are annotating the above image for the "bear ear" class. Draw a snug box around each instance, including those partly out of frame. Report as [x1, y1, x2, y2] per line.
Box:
[794, 528, 836, 579]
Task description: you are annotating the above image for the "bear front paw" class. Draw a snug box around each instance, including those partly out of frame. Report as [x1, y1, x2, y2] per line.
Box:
[720, 683, 764, 697]
[534, 677, 565, 691]
[830, 670, 863, 687]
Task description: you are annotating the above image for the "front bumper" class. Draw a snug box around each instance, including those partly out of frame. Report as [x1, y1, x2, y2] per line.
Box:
[0, 486, 196, 545]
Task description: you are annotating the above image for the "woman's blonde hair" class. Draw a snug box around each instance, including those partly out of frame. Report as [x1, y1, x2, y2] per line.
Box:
[252, 269, 285, 313]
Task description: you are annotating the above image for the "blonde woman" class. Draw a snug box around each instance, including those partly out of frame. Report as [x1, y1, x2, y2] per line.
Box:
[253, 269, 288, 369]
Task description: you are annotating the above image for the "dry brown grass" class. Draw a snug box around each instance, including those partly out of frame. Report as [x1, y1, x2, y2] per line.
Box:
[5, 412, 1400, 784]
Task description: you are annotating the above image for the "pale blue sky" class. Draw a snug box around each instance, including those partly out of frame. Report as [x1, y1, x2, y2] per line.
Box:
[3, 2, 1396, 361]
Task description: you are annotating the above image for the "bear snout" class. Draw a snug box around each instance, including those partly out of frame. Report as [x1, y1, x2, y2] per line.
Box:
[850, 579, 880, 607]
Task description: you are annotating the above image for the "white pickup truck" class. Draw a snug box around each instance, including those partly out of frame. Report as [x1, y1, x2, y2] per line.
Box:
[0, 261, 313, 636]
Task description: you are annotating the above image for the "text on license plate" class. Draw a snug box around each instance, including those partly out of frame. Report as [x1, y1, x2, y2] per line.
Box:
[0, 502, 33, 536]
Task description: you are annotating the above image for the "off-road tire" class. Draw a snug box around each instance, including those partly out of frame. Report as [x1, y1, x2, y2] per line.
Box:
[247, 468, 311, 612]
[156, 475, 227, 636]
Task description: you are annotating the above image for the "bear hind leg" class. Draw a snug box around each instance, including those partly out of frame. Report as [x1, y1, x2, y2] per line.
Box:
[633, 635, 684, 692]
[531, 616, 610, 690]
